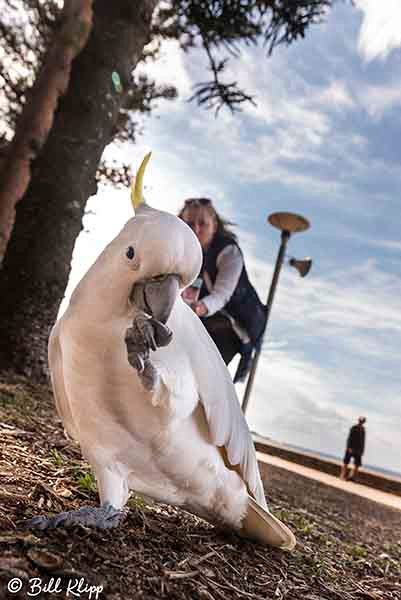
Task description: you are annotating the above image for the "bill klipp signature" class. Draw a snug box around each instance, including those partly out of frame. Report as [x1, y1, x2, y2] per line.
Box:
[7, 576, 103, 598]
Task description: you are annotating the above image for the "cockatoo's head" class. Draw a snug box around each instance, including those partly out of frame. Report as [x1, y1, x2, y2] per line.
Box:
[105, 153, 202, 323]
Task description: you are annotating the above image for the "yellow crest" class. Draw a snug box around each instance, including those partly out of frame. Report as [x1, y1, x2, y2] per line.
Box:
[131, 152, 152, 210]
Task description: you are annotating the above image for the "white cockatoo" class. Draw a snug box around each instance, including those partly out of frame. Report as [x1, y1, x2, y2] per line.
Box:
[27, 154, 295, 550]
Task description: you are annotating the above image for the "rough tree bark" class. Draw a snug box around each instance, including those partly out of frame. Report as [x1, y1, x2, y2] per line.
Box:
[0, 0, 93, 262]
[0, 0, 158, 380]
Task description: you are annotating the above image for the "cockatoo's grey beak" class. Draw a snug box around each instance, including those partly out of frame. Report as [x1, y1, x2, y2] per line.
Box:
[130, 274, 180, 324]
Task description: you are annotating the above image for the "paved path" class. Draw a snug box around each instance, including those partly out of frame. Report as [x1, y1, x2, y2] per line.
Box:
[257, 451, 401, 512]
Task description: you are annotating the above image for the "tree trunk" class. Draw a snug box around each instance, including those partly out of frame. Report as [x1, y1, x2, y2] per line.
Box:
[0, 0, 93, 262]
[0, 0, 158, 381]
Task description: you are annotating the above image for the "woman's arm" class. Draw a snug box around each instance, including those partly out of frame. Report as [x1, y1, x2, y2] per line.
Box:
[199, 244, 243, 316]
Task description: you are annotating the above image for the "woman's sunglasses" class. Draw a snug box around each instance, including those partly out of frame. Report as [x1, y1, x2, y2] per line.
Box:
[184, 198, 212, 207]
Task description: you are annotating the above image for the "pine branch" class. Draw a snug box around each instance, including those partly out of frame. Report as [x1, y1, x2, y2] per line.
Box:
[155, 0, 335, 112]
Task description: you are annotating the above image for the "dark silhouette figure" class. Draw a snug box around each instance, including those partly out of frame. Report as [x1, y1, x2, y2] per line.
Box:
[340, 417, 366, 481]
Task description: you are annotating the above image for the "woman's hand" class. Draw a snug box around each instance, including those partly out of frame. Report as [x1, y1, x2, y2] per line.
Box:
[193, 301, 208, 317]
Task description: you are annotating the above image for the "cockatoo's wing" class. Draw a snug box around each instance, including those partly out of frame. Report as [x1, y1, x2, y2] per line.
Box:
[166, 302, 298, 548]
[48, 321, 78, 441]
[173, 299, 267, 509]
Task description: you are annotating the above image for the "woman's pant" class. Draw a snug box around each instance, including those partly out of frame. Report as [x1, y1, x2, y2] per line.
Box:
[201, 313, 242, 365]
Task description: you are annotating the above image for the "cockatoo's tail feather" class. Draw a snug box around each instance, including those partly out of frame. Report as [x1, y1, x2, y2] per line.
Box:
[131, 152, 152, 210]
[240, 496, 296, 550]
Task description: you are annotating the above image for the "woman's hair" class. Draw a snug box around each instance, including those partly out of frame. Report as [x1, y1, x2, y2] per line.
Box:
[178, 198, 237, 241]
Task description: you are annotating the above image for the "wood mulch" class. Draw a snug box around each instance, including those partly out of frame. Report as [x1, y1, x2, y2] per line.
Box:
[0, 372, 400, 600]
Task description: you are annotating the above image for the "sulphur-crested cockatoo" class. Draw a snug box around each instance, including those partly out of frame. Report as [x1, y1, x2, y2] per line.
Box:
[27, 154, 295, 550]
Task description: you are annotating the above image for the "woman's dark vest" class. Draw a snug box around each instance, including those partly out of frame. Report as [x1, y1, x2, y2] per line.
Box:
[199, 233, 267, 349]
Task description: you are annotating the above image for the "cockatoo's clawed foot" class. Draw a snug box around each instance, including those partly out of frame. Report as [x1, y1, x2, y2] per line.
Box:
[125, 322, 149, 373]
[148, 318, 172, 347]
[133, 313, 158, 351]
[24, 503, 127, 531]
[125, 313, 173, 379]
[125, 321, 150, 354]
[126, 345, 146, 373]
[131, 313, 173, 352]
[139, 360, 160, 391]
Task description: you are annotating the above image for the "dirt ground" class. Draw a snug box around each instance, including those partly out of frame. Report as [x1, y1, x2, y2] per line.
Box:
[0, 372, 400, 600]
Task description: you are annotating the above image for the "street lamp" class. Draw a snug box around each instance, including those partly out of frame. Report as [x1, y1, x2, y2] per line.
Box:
[241, 212, 311, 415]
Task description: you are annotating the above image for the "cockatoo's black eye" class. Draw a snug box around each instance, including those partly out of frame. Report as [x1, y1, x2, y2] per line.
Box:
[126, 246, 135, 260]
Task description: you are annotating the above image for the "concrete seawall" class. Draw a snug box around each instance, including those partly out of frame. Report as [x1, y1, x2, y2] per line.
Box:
[253, 434, 401, 498]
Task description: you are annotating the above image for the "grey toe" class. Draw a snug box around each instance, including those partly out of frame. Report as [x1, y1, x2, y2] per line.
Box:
[24, 504, 127, 531]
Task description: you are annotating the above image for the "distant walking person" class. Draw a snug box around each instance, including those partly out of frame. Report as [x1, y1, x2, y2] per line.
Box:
[340, 417, 366, 481]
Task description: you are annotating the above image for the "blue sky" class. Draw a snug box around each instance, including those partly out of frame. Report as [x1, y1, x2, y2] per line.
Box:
[64, 1, 401, 474]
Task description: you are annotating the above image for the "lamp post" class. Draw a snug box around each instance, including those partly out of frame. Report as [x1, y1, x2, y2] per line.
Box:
[241, 212, 311, 415]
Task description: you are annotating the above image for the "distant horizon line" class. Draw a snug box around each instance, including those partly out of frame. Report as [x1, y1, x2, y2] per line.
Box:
[252, 431, 401, 479]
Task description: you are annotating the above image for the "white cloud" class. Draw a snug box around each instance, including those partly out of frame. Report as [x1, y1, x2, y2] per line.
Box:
[132, 37, 400, 204]
[371, 239, 401, 252]
[243, 249, 401, 360]
[355, 81, 401, 119]
[165, 49, 367, 199]
[318, 80, 355, 110]
[279, 259, 401, 345]
[356, 0, 401, 60]
[342, 230, 401, 254]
